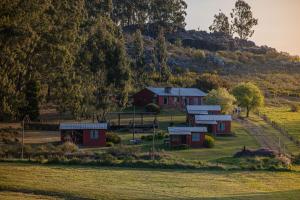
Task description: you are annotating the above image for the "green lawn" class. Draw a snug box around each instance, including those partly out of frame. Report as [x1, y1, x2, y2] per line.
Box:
[115, 120, 259, 161]
[261, 106, 300, 141]
[0, 163, 300, 200]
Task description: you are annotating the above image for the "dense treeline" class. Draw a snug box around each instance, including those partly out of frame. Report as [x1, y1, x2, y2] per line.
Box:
[0, 0, 187, 121]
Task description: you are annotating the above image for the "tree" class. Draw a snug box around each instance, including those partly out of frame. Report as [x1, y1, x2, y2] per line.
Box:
[20, 79, 40, 120]
[193, 73, 229, 93]
[230, 0, 258, 40]
[209, 11, 232, 35]
[205, 88, 236, 114]
[232, 82, 264, 117]
[132, 29, 146, 86]
[154, 29, 171, 82]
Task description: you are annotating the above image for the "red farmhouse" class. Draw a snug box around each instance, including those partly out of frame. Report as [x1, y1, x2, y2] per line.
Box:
[133, 87, 207, 108]
[60, 123, 107, 147]
[168, 127, 207, 148]
[186, 105, 221, 125]
[195, 115, 232, 135]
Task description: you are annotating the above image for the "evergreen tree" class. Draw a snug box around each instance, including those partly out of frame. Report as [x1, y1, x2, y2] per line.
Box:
[209, 11, 232, 35]
[154, 29, 171, 82]
[21, 79, 40, 120]
[132, 29, 147, 86]
[230, 0, 258, 40]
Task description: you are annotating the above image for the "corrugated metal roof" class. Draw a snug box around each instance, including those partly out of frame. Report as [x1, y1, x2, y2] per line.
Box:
[186, 105, 221, 114]
[195, 115, 232, 122]
[168, 127, 207, 135]
[59, 123, 107, 130]
[147, 87, 206, 97]
[196, 120, 217, 125]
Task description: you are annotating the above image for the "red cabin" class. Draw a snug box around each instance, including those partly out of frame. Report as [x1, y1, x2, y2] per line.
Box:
[195, 115, 232, 135]
[186, 105, 221, 125]
[133, 87, 206, 108]
[59, 123, 107, 147]
[168, 127, 207, 148]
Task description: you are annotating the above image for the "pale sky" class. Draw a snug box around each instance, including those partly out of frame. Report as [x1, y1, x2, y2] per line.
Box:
[185, 0, 300, 56]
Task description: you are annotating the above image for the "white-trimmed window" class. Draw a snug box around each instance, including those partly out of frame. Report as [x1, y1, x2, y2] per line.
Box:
[192, 133, 200, 142]
[163, 97, 168, 105]
[90, 130, 99, 139]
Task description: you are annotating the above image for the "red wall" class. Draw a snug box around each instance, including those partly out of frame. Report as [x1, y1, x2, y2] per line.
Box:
[133, 89, 156, 107]
[83, 129, 106, 147]
[190, 133, 205, 148]
[158, 96, 203, 108]
[215, 121, 231, 134]
[170, 133, 205, 148]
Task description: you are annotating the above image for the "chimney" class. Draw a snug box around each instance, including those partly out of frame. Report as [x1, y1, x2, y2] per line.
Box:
[165, 87, 172, 94]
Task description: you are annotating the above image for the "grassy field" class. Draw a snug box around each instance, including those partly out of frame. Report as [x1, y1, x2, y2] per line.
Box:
[261, 106, 300, 141]
[0, 163, 300, 200]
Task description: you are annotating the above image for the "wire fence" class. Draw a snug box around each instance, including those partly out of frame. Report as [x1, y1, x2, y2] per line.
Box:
[257, 112, 300, 148]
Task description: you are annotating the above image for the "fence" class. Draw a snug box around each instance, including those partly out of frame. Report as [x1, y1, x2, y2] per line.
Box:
[257, 112, 300, 148]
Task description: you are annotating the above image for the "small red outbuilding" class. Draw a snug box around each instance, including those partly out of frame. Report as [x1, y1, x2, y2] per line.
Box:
[168, 127, 207, 148]
[186, 105, 222, 125]
[59, 123, 107, 147]
[195, 115, 232, 135]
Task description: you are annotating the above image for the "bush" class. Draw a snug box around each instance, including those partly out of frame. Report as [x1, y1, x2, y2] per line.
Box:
[172, 144, 189, 150]
[106, 146, 140, 159]
[106, 142, 114, 147]
[290, 103, 300, 112]
[106, 132, 121, 144]
[293, 154, 300, 165]
[141, 132, 166, 141]
[145, 103, 160, 114]
[203, 135, 215, 148]
[58, 142, 78, 154]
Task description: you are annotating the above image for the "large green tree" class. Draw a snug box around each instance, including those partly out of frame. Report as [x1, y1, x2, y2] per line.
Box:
[205, 88, 236, 114]
[230, 0, 258, 40]
[209, 11, 232, 35]
[232, 82, 264, 117]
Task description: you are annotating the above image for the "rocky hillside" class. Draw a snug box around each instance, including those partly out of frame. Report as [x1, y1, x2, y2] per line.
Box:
[124, 27, 300, 75]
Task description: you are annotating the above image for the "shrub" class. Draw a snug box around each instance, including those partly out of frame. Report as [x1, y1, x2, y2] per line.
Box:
[58, 142, 78, 154]
[106, 146, 140, 159]
[203, 135, 215, 148]
[172, 144, 189, 150]
[141, 132, 166, 141]
[145, 103, 160, 114]
[106, 132, 121, 144]
[293, 154, 300, 165]
[106, 142, 114, 147]
[290, 103, 300, 112]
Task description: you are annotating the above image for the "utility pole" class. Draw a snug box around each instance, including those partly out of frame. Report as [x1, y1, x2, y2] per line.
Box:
[133, 105, 135, 140]
[152, 121, 155, 160]
[21, 119, 24, 160]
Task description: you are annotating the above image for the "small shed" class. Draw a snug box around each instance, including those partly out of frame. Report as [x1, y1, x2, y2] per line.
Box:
[168, 127, 207, 148]
[195, 115, 232, 135]
[59, 123, 107, 147]
[186, 105, 221, 125]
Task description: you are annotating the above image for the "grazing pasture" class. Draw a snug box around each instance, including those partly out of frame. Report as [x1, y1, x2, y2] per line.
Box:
[0, 163, 300, 200]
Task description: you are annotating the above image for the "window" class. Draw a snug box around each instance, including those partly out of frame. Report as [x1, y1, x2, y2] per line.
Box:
[174, 97, 179, 104]
[90, 130, 99, 139]
[163, 97, 168, 105]
[192, 133, 200, 142]
[218, 123, 226, 132]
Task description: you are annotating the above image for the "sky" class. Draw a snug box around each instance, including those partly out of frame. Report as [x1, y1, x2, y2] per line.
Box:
[185, 0, 300, 56]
